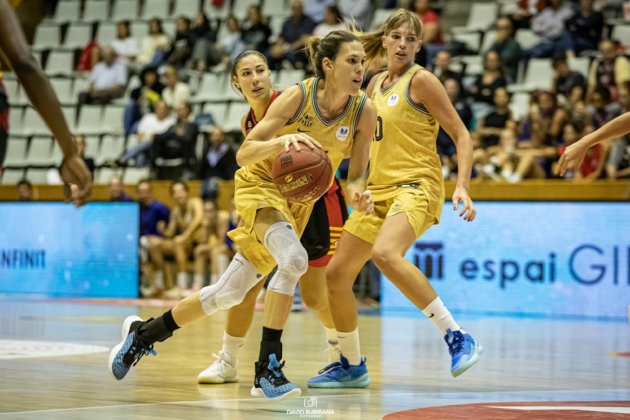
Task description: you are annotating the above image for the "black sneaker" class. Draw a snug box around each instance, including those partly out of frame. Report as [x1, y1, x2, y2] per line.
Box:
[108, 315, 156, 380]
[250, 354, 301, 400]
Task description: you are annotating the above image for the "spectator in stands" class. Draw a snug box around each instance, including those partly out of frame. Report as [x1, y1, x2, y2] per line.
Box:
[510, 0, 549, 30]
[523, 0, 573, 60]
[77, 47, 127, 107]
[484, 128, 522, 181]
[241, 5, 272, 54]
[521, 90, 567, 145]
[552, 55, 587, 100]
[151, 102, 198, 179]
[62, 134, 95, 180]
[167, 16, 193, 69]
[161, 65, 191, 109]
[606, 81, 630, 179]
[588, 84, 621, 130]
[119, 100, 175, 167]
[111, 20, 139, 65]
[124, 66, 165, 135]
[215, 15, 246, 66]
[156, 180, 204, 298]
[411, 0, 444, 65]
[108, 175, 133, 201]
[437, 77, 472, 179]
[473, 87, 517, 178]
[136, 179, 171, 297]
[304, 0, 335, 24]
[199, 126, 237, 199]
[137, 18, 170, 67]
[267, 0, 316, 70]
[587, 39, 630, 102]
[312, 6, 345, 38]
[488, 17, 522, 83]
[192, 200, 232, 288]
[468, 50, 508, 118]
[189, 12, 222, 72]
[564, 0, 603, 57]
[557, 121, 608, 179]
[338, 0, 371, 31]
[431, 50, 462, 89]
[16, 179, 33, 201]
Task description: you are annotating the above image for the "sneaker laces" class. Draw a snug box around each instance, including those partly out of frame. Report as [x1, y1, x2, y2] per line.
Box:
[267, 357, 291, 385]
[125, 334, 157, 367]
[446, 330, 464, 355]
[211, 352, 232, 368]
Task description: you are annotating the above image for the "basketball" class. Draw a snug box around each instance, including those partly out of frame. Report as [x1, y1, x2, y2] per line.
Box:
[272, 144, 333, 203]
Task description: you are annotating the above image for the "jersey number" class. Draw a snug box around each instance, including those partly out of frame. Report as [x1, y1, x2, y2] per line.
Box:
[375, 116, 383, 141]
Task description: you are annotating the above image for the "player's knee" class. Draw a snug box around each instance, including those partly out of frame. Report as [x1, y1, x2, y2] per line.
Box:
[302, 288, 328, 311]
[372, 245, 396, 273]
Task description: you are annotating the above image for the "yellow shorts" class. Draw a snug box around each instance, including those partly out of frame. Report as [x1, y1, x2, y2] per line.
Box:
[344, 186, 443, 245]
[227, 171, 313, 274]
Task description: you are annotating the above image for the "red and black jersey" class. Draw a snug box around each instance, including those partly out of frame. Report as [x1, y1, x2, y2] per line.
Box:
[244, 90, 279, 135]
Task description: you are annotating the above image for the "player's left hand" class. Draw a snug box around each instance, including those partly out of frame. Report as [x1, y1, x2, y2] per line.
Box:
[352, 190, 374, 215]
[452, 186, 476, 222]
[174, 235, 186, 245]
[60, 154, 92, 207]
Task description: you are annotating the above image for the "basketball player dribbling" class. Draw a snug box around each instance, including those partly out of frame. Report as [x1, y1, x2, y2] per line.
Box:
[308, 10, 483, 388]
[0, 0, 91, 204]
[197, 51, 349, 385]
[108, 31, 377, 401]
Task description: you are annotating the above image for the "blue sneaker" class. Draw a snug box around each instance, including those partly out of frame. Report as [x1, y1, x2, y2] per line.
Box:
[307, 354, 370, 388]
[108, 315, 156, 380]
[251, 354, 302, 400]
[445, 328, 484, 377]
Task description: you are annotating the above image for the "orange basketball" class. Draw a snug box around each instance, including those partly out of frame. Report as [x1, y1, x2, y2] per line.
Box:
[272, 144, 333, 203]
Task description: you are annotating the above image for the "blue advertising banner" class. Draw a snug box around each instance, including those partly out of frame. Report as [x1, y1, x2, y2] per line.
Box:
[0, 202, 139, 298]
[381, 202, 630, 319]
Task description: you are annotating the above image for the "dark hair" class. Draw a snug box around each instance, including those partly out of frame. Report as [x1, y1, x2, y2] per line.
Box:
[230, 50, 269, 91]
[117, 20, 131, 38]
[17, 179, 32, 188]
[305, 30, 360, 79]
[170, 180, 189, 194]
[593, 84, 612, 103]
[149, 18, 164, 35]
[326, 5, 342, 22]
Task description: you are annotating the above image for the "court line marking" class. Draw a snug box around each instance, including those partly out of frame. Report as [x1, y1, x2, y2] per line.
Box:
[2, 389, 630, 416]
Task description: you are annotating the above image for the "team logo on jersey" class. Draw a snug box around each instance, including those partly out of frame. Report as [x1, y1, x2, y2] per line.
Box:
[301, 114, 313, 128]
[336, 126, 349, 141]
[387, 94, 399, 107]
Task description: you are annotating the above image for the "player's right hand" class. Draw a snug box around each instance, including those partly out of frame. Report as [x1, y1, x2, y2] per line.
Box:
[556, 142, 588, 176]
[280, 134, 322, 152]
[352, 190, 374, 215]
[60, 154, 92, 207]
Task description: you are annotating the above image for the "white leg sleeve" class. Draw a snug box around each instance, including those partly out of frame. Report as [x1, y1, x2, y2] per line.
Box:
[264, 222, 308, 296]
[199, 253, 264, 316]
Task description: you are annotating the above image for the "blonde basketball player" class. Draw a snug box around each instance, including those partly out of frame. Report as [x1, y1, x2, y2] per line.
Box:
[308, 10, 483, 388]
[197, 51, 348, 384]
[109, 31, 377, 401]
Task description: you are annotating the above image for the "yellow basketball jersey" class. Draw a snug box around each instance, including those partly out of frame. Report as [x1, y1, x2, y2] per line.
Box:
[238, 77, 367, 185]
[368, 64, 444, 198]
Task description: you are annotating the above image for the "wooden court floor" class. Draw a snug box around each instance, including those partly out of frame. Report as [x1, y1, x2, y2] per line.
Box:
[0, 297, 629, 419]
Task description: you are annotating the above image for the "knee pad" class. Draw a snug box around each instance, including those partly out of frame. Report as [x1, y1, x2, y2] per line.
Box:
[199, 253, 264, 316]
[267, 240, 308, 296]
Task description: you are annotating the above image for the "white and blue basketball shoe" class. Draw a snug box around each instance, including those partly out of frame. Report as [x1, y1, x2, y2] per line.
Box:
[445, 328, 484, 377]
[307, 354, 370, 388]
[251, 354, 302, 400]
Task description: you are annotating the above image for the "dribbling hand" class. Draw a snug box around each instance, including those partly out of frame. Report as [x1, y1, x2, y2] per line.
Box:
[60, 154, 92, 207]
[452, 186, 476, 222]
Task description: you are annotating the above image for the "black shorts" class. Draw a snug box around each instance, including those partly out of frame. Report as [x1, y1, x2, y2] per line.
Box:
[300, 178, 348, 267]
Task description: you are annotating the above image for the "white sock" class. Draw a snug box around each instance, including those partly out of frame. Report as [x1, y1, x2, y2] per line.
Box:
[324, 326, 338, 345]
[221, 331, 244, 364]
[216, 254, 229, 276]
[338, 328, 361, 365]
[154, 271, 164, 289]
[193, 274, 204, 289]
[177, 272, 188, 289]
[422, 297, 460, 336]
[210, 273, 218, 285]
